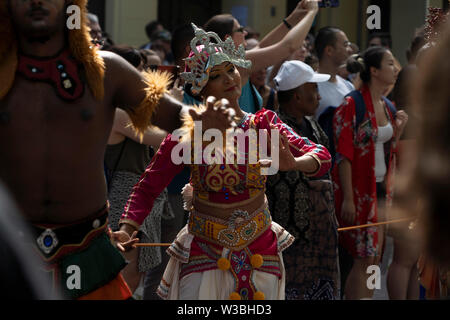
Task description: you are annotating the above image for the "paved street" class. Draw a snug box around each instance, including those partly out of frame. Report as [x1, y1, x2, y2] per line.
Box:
[372, 236, 393, 300]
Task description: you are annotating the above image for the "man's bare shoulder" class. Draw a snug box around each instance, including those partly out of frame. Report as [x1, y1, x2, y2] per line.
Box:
[99, 50, 124, 66]
[97, 50, 146, 107]
[98, 50, 139, 78]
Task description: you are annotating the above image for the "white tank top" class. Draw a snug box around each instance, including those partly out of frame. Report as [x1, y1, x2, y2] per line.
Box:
[375, 122, 393, 182]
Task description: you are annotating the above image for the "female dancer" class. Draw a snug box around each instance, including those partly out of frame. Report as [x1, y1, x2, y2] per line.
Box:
[115, 25, 331, 300]
[333, 46, 408, 299]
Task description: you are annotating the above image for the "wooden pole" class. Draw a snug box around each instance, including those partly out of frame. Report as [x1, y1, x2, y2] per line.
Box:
[131, 218, 416, 247]
[134, 243, 172, 247]
[337, 217, 414, 232]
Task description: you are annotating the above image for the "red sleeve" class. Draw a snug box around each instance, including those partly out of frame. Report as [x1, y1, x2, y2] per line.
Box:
[120, 134, 185, 228]
[333, 97, 355, 163]
[256, 109, 332, 178]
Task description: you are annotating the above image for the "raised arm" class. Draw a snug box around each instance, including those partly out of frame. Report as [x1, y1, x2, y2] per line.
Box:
[101, 50, 185, 133]
[258, 0, 309, 48]
[243, 1, 318, 80]
[102, 51, 235, 138]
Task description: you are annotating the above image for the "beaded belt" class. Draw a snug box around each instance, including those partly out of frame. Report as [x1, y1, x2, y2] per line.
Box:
[188, 202, 272, 251]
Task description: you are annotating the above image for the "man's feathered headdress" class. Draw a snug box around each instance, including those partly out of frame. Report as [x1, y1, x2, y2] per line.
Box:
[0, 0, 105, 100]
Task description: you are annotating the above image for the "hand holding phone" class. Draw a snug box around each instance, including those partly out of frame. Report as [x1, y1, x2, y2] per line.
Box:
[319, 0, 340, 8]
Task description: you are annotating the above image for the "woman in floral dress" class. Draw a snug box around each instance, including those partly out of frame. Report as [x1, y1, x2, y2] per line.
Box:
[332, 46, 408, 299]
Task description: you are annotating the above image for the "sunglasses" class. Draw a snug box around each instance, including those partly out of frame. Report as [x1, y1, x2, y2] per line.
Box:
[232, 27, 246, 34]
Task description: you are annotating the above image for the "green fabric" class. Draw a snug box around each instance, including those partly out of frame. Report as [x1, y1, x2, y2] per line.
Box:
[183, 91, 201, 106]
[59, 233, 127, 299]
[239, 80, 263, 113]
[105, 138, 151, 175]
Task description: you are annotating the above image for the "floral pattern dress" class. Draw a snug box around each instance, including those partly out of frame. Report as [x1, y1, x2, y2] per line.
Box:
[332, 85, 397, 258]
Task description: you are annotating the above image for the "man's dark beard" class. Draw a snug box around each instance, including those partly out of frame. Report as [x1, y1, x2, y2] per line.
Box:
[11, 3, 66, 46]
[25, 35, 52, 44]
[16, 22, 61, 45]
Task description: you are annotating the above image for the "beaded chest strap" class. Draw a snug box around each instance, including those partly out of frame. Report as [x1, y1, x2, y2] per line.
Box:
[17, 49, 84, 101]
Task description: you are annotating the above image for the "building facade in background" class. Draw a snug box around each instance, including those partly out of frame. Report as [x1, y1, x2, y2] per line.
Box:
[88, 0, 448, 66]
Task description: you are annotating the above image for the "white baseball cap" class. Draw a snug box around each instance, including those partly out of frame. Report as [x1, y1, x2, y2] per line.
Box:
[273, 60, 331, 91]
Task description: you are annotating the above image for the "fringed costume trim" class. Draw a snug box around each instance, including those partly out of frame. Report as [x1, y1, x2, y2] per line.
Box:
[127, 70, 172, 140]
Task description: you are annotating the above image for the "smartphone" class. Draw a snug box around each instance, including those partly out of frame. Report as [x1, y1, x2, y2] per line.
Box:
[319, 0, 340, 8]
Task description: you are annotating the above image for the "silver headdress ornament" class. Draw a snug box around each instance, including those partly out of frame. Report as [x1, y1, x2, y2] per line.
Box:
[181, 23, 252, 95]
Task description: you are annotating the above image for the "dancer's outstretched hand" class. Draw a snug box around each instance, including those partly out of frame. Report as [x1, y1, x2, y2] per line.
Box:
[188, 96, 237, 133]
[277, 133, 298, 171]
[258, 127, 297, 173]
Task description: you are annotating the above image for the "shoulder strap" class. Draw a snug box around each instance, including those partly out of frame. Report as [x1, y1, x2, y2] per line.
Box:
[266, 88, 275, 110]
[382, 96, 397, 118]
[309, 117, 329, 149]
[345, 92, 398, 127]
[345, 90, 366, 129]
[249, 82, 262, 112]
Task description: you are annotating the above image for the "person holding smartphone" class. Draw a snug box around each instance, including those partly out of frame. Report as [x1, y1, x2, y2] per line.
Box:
[204, 0, 321, 113]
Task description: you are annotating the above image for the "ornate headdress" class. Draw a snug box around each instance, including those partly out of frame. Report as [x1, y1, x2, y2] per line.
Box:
[181, 23, 251, 95]
[0, 0, 105, 100]
[424, 5, 450, 42]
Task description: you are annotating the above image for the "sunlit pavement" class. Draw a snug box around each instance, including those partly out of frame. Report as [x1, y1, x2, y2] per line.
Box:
[372, 236, 393, 300]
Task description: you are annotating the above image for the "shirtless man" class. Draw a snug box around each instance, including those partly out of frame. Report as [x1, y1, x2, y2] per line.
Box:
[0, 0, 231, 299]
